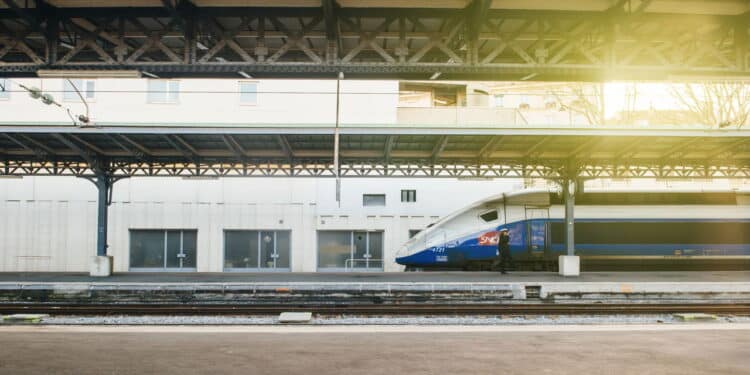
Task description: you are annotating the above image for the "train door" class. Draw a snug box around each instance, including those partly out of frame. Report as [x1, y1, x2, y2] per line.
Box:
[525, 207, 549, 255]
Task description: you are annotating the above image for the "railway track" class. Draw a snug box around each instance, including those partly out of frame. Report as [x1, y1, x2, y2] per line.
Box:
[2, 303, 750, 315]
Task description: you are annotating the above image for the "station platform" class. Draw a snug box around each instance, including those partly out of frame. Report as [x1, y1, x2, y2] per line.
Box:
[1, 272, 749, 308]
[1, 271, 749, 283]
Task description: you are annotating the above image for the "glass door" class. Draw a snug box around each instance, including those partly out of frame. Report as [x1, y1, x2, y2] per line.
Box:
[260, 231, 277, 269]
[367, 232, 383, 270]
[351, 231, 383, 270]
[224, 230, 291, 271]
[352, 231, 368, 269]
[130, 229, 197, 271]
[317, 231, 383, 271]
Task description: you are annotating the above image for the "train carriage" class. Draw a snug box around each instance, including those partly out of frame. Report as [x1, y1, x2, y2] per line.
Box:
[395, 190, 750, 271]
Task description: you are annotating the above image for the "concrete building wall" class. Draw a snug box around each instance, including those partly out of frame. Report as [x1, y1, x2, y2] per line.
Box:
[0, 176, 522, 272]
[0, 78, 398, 125]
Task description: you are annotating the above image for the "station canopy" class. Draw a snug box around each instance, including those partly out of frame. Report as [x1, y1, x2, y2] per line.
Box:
[1, 124, 749, 180]
[2, 0, 750, 80]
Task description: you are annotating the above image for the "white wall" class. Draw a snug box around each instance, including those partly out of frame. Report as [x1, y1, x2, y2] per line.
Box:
[0, 78, 398, 126]
[0, 176, 522, 272]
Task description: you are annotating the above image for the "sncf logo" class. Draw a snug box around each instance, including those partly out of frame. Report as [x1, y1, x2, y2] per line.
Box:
[478, 231, 499, 246]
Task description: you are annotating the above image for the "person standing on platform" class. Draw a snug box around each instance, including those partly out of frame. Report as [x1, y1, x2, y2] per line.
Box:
[494, 229, 512, 274]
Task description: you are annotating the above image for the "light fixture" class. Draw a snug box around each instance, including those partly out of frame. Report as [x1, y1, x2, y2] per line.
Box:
[36, 69, 142, 78]
[238, 71, 252, 79]
[429, 72, 442, 80]
[196, 41, 209, 50]
[141, 71, 159, 79]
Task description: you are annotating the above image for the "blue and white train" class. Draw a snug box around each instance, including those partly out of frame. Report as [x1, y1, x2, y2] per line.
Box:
[396, 190, 750, 271]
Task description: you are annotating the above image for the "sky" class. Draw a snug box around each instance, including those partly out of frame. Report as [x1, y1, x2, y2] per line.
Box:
[603, 82, 684, 118]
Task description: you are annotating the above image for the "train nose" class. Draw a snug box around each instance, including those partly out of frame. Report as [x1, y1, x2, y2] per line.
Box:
[396, 239, 421, 264]
[396, 244, 410, 258]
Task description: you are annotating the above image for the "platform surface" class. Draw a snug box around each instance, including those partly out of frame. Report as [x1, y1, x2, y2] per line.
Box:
[0, 271, 748, 284]
[2, 324, 749, 375]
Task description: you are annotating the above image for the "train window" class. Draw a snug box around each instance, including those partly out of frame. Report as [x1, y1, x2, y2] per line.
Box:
[479, 210, 498, 222]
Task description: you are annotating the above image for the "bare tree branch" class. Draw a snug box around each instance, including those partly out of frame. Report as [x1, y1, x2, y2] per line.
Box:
[669, 82, 750, 128]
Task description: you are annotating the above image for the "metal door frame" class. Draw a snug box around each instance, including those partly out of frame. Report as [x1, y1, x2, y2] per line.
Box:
[129, 229, 197, 272]
[259, 231, 280, 269]
[317, 230, 383, 272]
[223, 230, 291, 272]
[351, 231, 379, 269]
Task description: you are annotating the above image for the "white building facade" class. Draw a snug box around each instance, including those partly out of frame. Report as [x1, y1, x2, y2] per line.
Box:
[0, 77, 529, 273]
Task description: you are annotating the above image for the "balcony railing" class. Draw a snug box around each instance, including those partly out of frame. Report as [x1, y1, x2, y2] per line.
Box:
[396, 106, 593, 127]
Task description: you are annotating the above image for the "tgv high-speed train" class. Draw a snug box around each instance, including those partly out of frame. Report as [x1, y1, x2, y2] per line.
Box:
[396, 190, 750, 271]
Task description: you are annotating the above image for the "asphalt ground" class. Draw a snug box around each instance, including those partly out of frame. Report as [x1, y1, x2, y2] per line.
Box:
[1, 324, 748, 375]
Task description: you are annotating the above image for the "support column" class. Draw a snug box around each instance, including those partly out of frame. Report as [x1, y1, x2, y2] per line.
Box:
[90, 173, 114, 277]
[559, 178, 580, 276]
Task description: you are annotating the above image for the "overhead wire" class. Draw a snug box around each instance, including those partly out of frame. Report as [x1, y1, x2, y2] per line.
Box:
[2, 77, 92, 127]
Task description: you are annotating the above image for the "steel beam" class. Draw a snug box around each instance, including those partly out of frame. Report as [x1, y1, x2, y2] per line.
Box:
[383, 135, 395, 163]
[431, 135, 449, 163]
[277, 135, 295, 161]
[0, 5, 749, 79]
[94, 173, 111, 257]
[563, 177, 575, 256]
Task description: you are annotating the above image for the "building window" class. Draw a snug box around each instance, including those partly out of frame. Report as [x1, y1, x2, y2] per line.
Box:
[224, 230, 290, 270]
[317, 230, 383, 270]
[239, 81, 258, 105]
[493, 94, 504, 108]
[398, 82, 466, 107]
[147, 80, 180, 103]
[63, 79, 95, 101]
[409, 229, 421, 238]
[0, 78, 9, 99]
[401, 189, 416, 203]
[363, 194, 386, 206]
[129, 229, 197, 270]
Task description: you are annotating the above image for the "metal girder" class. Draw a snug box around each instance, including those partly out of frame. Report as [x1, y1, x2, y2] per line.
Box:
[523, 136, 552, 158]
[117, 135, 152, 157]
[52, 133, 102, 171]
[477, 135, 504, 160]
[221, 134, 246, 162]
[1, 4, 750, 80]
[660, 137, 705, 159]
[1, 129, 748, 179]
[2, 158, 748, 180]
[383, 135, 395, 163]
[15, 134, 55, 156]
[431, 135, 449, 162]
[567, 137, 604, 158]
[276, 135, 294, 161]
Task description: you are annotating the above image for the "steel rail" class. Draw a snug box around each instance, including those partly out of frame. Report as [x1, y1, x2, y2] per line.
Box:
[2, 303, 750, 316]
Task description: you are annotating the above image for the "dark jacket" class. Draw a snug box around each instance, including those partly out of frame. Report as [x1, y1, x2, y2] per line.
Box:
[498, 232, 511, 257]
